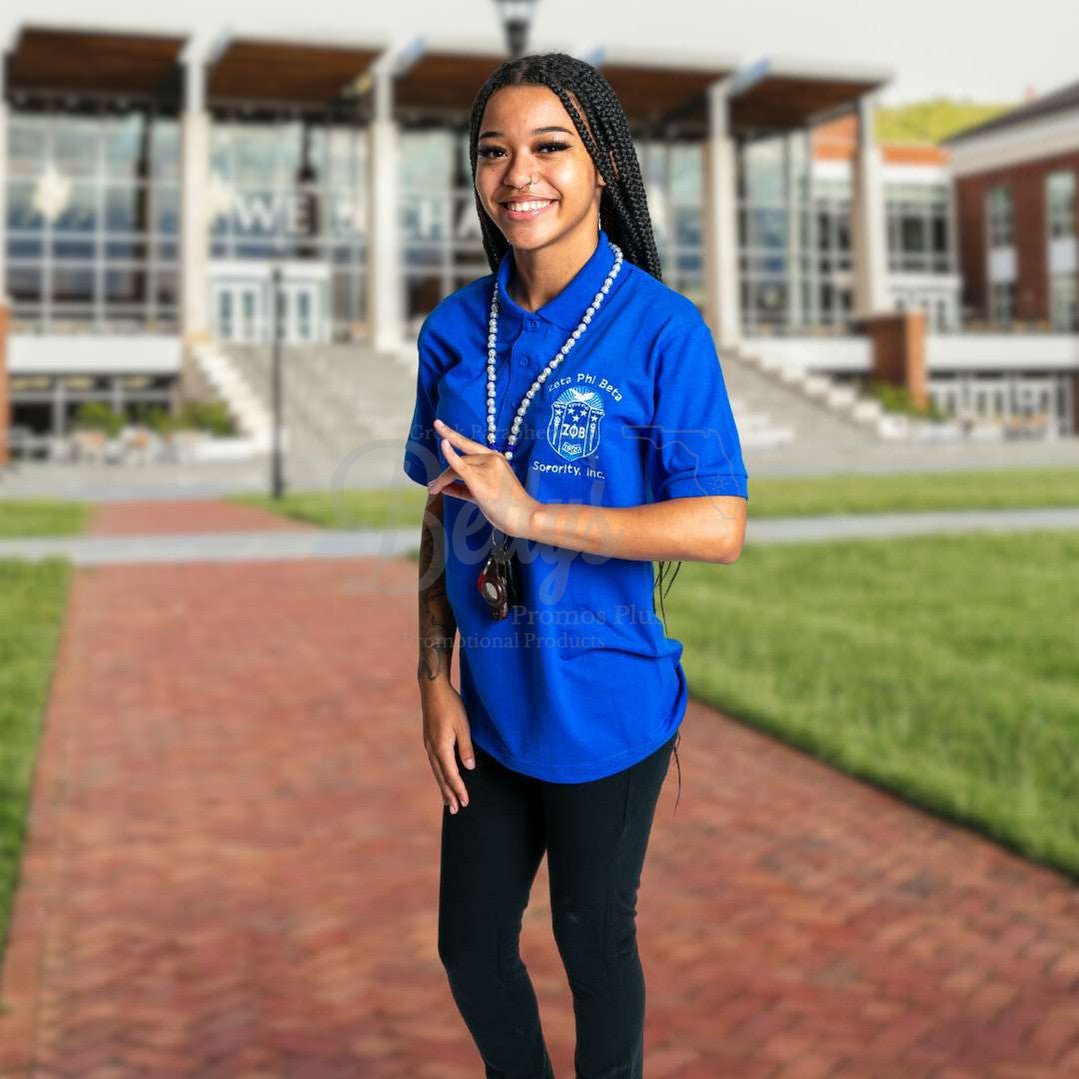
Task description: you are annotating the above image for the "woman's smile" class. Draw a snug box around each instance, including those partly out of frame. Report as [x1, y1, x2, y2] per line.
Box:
[501, 198, 557, 221]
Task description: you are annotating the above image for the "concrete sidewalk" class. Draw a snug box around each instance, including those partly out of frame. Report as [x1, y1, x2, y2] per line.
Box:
[0, 502, 1077, 1076]
[0, 504, 1076, 566]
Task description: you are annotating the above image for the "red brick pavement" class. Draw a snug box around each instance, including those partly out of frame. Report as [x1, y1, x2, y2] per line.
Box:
[2, 544, 1079, 1076]
[88, 499, 320, 536]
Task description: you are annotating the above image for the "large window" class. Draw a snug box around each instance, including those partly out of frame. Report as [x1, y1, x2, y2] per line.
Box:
[1050, 274, 1078, 331]
[737, 133, 852, 333]
[986, 185, 1013, 248]
[1046, 171, 1077, 331]
[989, 280, 1014, 324]
[209, 116, 368, 340]
[7, 107, 180, 333]
[886, 182, 952, 274]
[1046, 170, 1076, 239]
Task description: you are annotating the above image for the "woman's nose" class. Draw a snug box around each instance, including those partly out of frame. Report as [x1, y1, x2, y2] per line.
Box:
[502, 155, 536, 190]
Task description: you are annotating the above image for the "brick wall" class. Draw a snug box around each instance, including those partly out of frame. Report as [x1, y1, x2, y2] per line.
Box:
[854, 310, 928, 408]
[954, 150, 1079, 322]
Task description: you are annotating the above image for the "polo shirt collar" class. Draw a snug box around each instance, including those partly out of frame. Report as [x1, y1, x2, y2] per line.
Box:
[495, 228, 616, 334]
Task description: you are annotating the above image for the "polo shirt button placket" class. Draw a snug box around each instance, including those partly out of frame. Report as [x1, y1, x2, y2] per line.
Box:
[520, 318, 538, 366]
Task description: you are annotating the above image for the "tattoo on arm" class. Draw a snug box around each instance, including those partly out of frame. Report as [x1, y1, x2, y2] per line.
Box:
[418, 491, 457, 682]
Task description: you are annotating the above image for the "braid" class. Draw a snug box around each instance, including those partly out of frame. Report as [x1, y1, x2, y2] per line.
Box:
[467, 53, 683, 651]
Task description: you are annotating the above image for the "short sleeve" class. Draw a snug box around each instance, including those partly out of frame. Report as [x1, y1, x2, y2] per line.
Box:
[402, 318, 445, 488]
[643, 315, 749, 502]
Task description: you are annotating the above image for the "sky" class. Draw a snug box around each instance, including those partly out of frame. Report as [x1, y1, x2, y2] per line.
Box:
[3, 0, 1079, 107]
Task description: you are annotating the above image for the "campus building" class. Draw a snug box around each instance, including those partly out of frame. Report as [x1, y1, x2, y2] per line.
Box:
[0, 21, 1077, 460]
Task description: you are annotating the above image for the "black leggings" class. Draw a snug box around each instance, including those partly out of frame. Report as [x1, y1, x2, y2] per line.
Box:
[437, 729, 681, 1079]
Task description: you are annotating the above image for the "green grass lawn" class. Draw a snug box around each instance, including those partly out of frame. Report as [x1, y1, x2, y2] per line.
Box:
[0, 499, 89, 537]
[663, 529, 1079, 880]
[0, 559, 72, 964]
[232, 466, 1079, 530]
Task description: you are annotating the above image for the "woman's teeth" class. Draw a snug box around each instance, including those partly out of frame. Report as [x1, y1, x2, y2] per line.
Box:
[505, 199, 553, 214]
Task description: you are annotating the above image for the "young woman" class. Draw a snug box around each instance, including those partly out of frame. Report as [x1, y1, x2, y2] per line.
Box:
[405, 52, 748, 1079]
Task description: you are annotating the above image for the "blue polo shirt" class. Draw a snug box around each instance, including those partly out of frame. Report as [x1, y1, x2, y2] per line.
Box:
[404, 228, 748, 782]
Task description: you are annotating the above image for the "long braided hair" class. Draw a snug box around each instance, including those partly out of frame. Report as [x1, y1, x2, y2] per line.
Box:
[467, 53, 685, 813]
[466, 52, 685, 635]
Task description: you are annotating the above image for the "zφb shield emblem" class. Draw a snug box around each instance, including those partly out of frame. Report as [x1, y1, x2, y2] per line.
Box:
[546, 387, 605, 462]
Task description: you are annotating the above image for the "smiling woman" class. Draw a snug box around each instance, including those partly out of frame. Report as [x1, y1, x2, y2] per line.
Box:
[404, 51, 749, 1079]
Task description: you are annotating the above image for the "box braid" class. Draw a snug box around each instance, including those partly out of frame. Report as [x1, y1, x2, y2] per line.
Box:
[468, 52, 684, 815]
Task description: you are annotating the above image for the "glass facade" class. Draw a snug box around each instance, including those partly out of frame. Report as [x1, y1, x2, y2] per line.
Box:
[208, 115, 368, 342]
[7, 106, 180, 333]
[886, 182, 951, 274]
[737, 133, 856, 334]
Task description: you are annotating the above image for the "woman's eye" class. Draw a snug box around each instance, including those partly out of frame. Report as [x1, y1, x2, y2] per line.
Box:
[477, 141, 570, 159]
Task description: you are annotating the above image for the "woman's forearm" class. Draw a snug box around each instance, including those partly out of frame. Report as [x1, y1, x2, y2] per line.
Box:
[525, 495, 746, 564]
[417, 490, 458, 686]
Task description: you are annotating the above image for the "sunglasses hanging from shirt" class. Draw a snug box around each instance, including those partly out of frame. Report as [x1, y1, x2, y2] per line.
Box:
[475, 238, 625, 620]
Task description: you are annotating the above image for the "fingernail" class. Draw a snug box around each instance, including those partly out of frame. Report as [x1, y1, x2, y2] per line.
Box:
[464, 758, 475, 769]
[449, 803, 457, 814]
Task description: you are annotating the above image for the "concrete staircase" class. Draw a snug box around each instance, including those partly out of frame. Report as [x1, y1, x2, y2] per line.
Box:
[212, 342, 418, 490]
[189, 341, 275, 451]
[194, 334, 942, 491]
[723, 343, 952, 445]
[718, 347, 884, 452]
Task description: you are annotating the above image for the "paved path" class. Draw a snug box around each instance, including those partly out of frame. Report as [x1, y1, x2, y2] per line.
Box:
[2, 433, 1079, 500]
[0, 505, 1077, 566]
[1, 527, 1078, 1076]
[88, 498, 320, 536]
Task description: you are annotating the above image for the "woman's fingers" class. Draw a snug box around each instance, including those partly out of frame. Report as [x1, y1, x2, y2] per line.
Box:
[426, 742, 469, 812]
[426, 745, 460, 813]
[427, 466, 474, 500]
[438, 740, 470, 810]
[433, 417, 492, 455]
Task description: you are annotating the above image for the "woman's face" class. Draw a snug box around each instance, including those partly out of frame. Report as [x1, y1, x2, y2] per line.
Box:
[474, 84, 607, 253]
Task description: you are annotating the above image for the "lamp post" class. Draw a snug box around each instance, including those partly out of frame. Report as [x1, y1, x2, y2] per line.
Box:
[270, 265, 286, 499]
[492, 0, 538, 58]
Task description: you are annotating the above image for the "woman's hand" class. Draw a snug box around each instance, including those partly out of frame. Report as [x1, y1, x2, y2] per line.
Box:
[427, 417, 538, 538]
[421, 679, 475, 814]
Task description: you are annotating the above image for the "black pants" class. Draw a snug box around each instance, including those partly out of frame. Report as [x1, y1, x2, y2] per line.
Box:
[437, 729, 680, 1079]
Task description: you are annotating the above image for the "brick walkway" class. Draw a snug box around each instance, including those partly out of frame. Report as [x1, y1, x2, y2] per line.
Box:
[2, 521, 1079, 1076]
[88, 498, 320, 536]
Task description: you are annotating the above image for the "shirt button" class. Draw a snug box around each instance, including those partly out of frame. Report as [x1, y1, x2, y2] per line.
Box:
[518, 356, 530, 367]
[525, 317, 537, 331]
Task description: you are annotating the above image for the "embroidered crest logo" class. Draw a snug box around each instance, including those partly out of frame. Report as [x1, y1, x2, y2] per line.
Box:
[546, 387, 605, 462]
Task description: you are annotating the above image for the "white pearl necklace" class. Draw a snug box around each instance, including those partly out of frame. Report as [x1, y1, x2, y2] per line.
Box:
[487, 240, 624, 460]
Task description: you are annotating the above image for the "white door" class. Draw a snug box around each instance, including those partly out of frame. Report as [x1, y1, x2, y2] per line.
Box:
[279, 282, 321, 343]
[213, 281, 264, 343]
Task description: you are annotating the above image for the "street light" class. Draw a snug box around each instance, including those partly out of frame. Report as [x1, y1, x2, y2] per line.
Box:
[492, 0, 538, 58]
[270, 265, 286, 499]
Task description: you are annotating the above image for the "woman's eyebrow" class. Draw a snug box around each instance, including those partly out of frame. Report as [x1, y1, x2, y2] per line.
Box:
[478, 125, 576, 139]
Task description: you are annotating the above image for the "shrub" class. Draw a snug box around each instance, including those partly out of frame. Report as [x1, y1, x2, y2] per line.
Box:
[71, 402, 125, 436]
[863, 379, 948, 422]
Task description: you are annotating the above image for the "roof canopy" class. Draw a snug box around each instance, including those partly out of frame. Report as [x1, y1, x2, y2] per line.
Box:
[4, 24, 894, 136]
[6, 24, 186, 101]
[391, 40, 741, 136]
[727, 57, 893, 136]
[206, 34, 384, 107]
